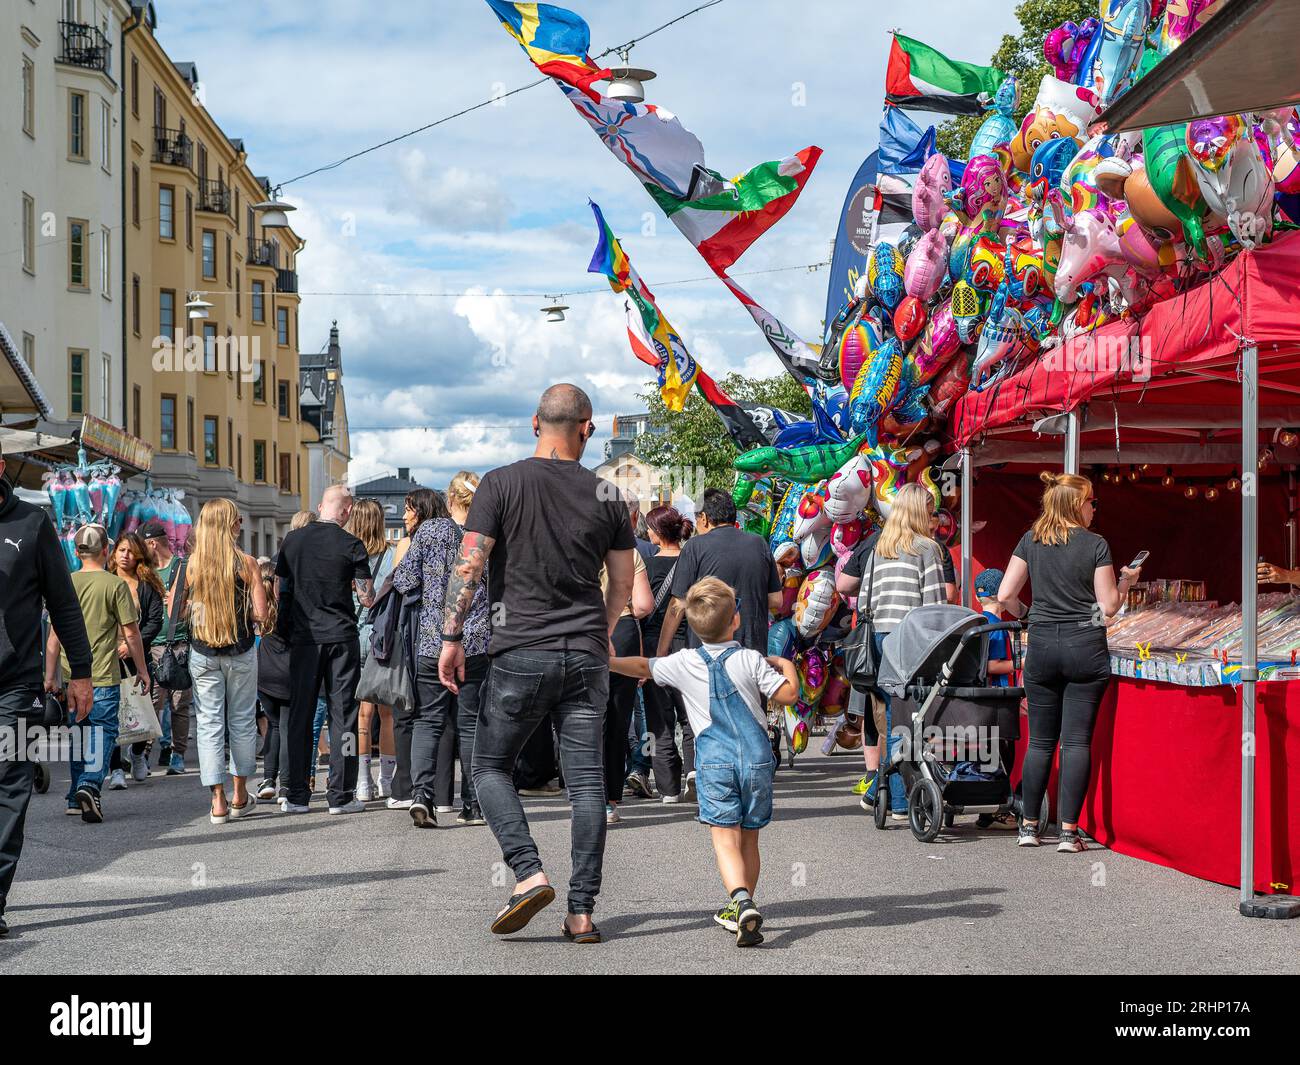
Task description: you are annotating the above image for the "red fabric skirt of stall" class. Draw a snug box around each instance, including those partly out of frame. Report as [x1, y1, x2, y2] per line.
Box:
[1016, 677, 1300, 894]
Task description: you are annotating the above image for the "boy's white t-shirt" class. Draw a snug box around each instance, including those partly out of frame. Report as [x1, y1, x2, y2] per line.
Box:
[649, 641, 786, 738]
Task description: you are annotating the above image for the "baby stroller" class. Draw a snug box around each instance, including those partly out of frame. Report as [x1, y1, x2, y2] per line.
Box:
[872, 606, 1039, 843]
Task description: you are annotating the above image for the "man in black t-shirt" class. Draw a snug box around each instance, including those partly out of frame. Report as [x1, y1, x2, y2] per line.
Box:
[655, 488, 782, 658]
[439, 384, 635, 942]
[275, 485, 374, 813]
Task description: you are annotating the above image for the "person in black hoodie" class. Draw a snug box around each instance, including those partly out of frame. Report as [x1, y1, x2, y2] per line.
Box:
[0, 460, 93, 936]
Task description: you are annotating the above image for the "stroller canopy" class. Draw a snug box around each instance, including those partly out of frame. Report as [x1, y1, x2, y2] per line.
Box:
[877, 605, 985, 697]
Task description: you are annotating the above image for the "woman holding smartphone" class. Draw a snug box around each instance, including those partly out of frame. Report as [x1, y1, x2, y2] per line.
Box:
[997, 473, 1143, 853]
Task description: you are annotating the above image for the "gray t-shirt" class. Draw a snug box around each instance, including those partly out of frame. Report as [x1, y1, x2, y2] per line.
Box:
[1013, 527, 1113, 626]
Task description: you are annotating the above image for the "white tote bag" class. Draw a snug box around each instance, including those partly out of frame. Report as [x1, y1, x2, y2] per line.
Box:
[117, 680, 163, 747]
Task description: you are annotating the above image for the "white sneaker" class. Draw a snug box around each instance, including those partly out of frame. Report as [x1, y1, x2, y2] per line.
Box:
[435, 805, 455, 814]
[376, 775, 392, 799]
[605, 804, 621, 824]
[279, 799, 310, 814]
[328, 799, 366, 815]
[356, 775, 374, 802]
[386, 797, 413, 810]
[108, 769, 127, 791]
[129, 749, 149, 781]
[661, 793, 682, 804]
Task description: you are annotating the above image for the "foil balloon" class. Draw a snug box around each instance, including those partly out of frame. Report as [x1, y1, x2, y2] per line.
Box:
[823, 453, 872, 524]
[969, 76, 1020, 158]
[928, 352, 974, 418]
[912, 152, 952, 232]
[790, 484, 831, 543]
[1054, 208, 1130, 304]
[893, 296, 927, 345]
[904, 228, 949, 301]
[912, 298, 961, 383]
[866, 445, 907, 519]
[836, 314, 879, 395]
[950, 154, 1008, 224]
[767, 617, 798, 659]
[950, 280, 985, 345]
[1158, 0, 1218, 54]
[1142, 122, 1209, 257]
[1044, 17, 1100, 82]
[797, 645, 830, 705]
[867, 242, 905, 311]
[848, 337, 905, 445]
[736, 433, 867, 483]
[1267, 109, 1300, 194]
[1010, 76, 1100, 173]
[1186, 115, 1276, 249]
[793, 571, 837, 638]
[1084, 0, 1151, 106]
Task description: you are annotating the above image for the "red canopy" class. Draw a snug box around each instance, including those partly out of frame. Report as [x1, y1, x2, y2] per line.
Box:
[952, 231, 1300, 446]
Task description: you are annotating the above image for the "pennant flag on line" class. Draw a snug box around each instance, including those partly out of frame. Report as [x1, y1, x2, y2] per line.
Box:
[483, 1, 609, 100]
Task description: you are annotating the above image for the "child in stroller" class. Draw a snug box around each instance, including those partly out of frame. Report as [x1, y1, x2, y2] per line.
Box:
[872, 605, 1043, 842]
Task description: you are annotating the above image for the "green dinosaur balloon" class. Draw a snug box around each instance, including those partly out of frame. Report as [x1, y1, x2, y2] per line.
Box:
[1143, 122, 1208, 259]
[732, 476, 756, 509]
[733, 433, 867, 483]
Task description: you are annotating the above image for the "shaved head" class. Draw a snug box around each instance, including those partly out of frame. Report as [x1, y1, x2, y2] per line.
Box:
[319, 484, 354, 523]
[537, 383, 592, 427]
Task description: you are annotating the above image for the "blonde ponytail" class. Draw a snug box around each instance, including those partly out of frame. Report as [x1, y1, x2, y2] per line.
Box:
[1031, 471, 1092, 546]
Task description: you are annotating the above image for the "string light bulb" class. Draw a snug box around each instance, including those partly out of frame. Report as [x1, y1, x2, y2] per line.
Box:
[1183, 485, 1198, 499]
[1162, 467, 1175, 487]
[1279, 430, 1298, 448]
[1205, 486, 1220, 501]
[1127, 465, 1140, 482]
[1227, 470, 1241, 491]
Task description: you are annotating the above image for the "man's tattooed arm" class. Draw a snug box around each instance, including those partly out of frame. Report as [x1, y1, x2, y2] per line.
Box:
[443, 532, 494, 636]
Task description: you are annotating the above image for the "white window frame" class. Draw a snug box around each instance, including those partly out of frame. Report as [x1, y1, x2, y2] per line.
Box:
[22, 56, 35, 137]
[21, 194, 36, 275]
[100, 99, 111, 171]
[100, 226, 111, 297]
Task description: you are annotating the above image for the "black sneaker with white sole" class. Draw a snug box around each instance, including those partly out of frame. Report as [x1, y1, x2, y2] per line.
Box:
[735, 899, 764, 947]
[1057, 828, 1087, 853]
[1017, 821, 1040, 847]
[75, 786, 104, 824]
[456, 805, 486, 826]
[409, 800, 436, 828]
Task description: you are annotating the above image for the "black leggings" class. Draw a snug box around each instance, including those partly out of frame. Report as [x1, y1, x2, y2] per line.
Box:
[1021, 623, 1110, 825]
[604, 616, 641, 803]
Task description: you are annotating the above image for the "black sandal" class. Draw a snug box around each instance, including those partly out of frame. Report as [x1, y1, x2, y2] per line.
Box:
[562, 919, 601, 944]
[490, 884, 556, 935]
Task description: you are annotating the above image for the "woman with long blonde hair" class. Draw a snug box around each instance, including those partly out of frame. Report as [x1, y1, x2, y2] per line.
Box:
[345, 498, 399, 801]
[998, 472, 1143, 851]
[177, 499, 268, 824]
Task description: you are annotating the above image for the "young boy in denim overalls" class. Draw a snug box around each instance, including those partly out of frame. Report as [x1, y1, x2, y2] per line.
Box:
[611, 577, 798, 947]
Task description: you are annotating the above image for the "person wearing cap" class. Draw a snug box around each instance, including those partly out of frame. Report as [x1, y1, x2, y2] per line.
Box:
[44, 524, 150, 824]
[139, 519, 191, 775]
[0, 456, 93, 936]
[974, 568, 1013, 688]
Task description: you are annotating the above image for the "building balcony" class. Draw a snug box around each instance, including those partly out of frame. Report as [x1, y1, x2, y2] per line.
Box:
[276, 269, 298, 294]
[57, 21, 112, 77]
[153, 127, 192, 169]
[198, 178, 231, 216]
[247, 238, 279, 269]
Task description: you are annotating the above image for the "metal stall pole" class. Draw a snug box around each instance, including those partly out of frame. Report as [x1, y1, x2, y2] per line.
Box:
[1239, 343, 1300, 919]
[1064, 408, 1082, 476]
[960, 446, 973, 608]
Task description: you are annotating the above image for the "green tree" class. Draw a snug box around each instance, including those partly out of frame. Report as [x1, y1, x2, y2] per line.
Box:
[935, 0, 1097, 160]
[634, 372, 812, 491]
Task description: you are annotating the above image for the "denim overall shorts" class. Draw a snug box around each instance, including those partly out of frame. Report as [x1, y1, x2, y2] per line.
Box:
[694, 647, 776, 830]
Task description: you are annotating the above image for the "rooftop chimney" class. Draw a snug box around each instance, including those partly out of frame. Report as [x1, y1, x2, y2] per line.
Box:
[398, 467, 410, 481]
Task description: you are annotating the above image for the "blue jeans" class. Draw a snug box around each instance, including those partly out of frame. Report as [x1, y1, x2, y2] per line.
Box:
[874, 632, 907, 811]
[626, 688, 652, 775]
[66, 685, 120, 800]
[311, 696, 327, 757]
[472, 648, 609, 915]
[190, 647, 259, 787]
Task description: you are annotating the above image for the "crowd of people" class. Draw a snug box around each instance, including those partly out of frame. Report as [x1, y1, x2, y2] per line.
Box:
[0, 382, 1150, 946]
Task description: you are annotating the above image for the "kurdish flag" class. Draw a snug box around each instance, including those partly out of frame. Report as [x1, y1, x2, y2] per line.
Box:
[484, 1, 609, 101]
[885, 34, 1004, 116]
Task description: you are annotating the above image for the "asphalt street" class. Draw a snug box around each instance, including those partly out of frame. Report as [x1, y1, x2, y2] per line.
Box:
[3, 748, 1298, 974]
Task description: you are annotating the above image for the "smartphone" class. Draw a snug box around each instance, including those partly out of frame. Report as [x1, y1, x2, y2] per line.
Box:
[1128, 550, 1150, 569]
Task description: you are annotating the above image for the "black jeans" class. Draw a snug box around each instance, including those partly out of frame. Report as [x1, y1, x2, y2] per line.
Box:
[286, 640, 361, 807]
[604, 616, 641, 803]
[0, 687, 38, 916]
[259, 695, 288, 784]
[514, 714, 558, 789]
[472, 648, 609, 915]
[1022, 622, 1111, 825]
[412, 653, 488, 808]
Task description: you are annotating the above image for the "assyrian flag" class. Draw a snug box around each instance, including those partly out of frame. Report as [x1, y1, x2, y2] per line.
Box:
[484, 1, 609, 101]
[885, 34, 1003, 116]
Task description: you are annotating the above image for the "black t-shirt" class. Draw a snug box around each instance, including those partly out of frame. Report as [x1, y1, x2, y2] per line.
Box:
[464, 458, 635, 659]
[670, 525, 780, 652]
[643, 552, 687, 650]
[844, 531, 956, 586]
[275, 521, 371, 645]
[1012, 526, 1113, 626]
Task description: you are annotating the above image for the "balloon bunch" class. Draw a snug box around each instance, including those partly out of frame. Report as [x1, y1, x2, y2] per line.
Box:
[116, 483, 193, 556]
[43, 463, 124, 571]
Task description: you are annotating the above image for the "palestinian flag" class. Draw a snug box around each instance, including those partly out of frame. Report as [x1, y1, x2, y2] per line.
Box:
[644, 147, 823, 274]
[885, 34, 1003, 116]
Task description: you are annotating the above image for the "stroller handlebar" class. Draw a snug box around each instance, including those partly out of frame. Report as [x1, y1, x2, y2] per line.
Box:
[958, 620, 1024, 647]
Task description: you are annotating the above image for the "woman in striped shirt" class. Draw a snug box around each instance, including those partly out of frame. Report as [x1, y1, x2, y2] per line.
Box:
[860, 483, 948, 816]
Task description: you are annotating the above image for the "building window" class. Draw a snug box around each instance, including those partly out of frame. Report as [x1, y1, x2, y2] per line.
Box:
[100, 99, 111, 171]
[22, 56, 35, 137]
[153, 84, 166, 130]
[203, 416, 218, 465]
[101, 353, 111, 419]
[235, 270, 241, 317]
[252, 361, 264, 403]
[237, 435, 243, 479]
[277, 380, 289, 418]
[68, 219, 87, 289]
[252, 280, 265, 323]
[160, 395, 176, 450]
[201, 230, 216, 279]
[227, 418, 234, 468]
[185, 191, 193, 248]
[277, 306, 289, 346]
[69, 351, 86, 416]
[21, 194, 35, 275]
[133, 385, 141, 439]
[21, 334, 35, 369]
[186, 398, 194, 454]
[235, 189, 240, 232]
[226, 233, 232, 286]
[131, 165, 140, 227]
[132, 275, 140, 335]
[68, 90, 87, 160]
[203, 323, 218, 371]
[159, 185, 174, 240]
[279, 453, 292, 492]
[131, 56, 139, 116]
[100, 227, 111, 296]
[159, 289, 175, 338]
[253, 440, 266, 483]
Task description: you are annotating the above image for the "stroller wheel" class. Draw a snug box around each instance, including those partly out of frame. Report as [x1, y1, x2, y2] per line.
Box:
[908, 778, 943, 843]
[976, 813, 994, 828]
[1038, 791, 1051, 833]
[872, 784, 888, 830]
[33, 763, 50, 794]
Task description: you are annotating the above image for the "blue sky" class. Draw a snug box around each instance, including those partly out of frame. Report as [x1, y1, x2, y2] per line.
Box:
[155, 0, 1016, 489]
